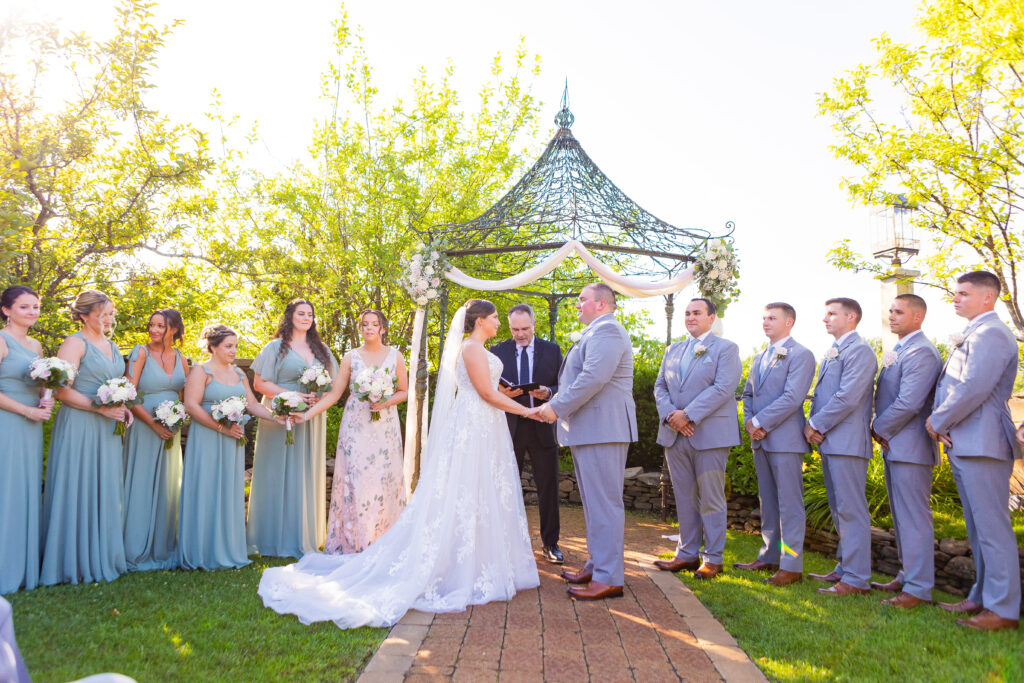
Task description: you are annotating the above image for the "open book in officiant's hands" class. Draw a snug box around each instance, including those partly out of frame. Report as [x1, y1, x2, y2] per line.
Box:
[499, 377, 541, 393]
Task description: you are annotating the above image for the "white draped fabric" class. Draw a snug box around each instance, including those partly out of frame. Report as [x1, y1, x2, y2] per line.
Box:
[403, 239, 696, 490]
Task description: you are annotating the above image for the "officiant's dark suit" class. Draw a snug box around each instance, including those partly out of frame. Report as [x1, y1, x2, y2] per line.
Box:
[490, 305, 564, 562]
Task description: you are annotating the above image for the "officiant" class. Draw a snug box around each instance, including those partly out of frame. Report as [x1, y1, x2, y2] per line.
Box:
[491, 304, 564, 564]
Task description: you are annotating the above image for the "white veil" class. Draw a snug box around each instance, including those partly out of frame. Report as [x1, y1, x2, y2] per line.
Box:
[420, 304, 467, 469]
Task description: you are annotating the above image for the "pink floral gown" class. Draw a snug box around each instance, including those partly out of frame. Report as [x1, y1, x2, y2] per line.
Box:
[325, 347, 406, 553]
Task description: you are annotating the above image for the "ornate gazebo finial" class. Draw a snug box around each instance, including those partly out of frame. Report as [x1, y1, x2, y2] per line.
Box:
[554, 79, 574, 130]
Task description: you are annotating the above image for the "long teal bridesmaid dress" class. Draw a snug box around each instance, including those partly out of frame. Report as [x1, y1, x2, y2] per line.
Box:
[40, 332, 127, 585]
[122, 346, 186, 571]
[177, 365, 250, 570]
[246, 339, 335, 558]
[0, 331, 43, 594]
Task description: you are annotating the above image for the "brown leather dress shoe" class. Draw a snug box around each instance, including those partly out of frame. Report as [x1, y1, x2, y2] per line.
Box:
[956, 609, 1019, 631]
[733, 559, 779, 572]
[870, 577, 903, 593]
[764, 569, 802, 586]
[937, 598, 983, 615]
[561, 568, 593, 584]
[882, 591, 927, 609]
[693, 562, 723, 580]
[653, 558, 701, 572]
[567, 581, 624, 600]
[817, 581, 871, 596]
[807, 569, 842, 583]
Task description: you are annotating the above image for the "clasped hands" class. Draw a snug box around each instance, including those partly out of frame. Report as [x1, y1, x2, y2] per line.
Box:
[744, 420, 767, 441]
[666, 410, 694, 437]
[803, 424, 825, 446]
[524, 403, 557, 424]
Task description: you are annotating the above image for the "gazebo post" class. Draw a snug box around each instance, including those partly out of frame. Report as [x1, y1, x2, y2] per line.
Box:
[413, 303, 430, 492]
[664, 293, 675, 346]
[548, 294, 558, 341]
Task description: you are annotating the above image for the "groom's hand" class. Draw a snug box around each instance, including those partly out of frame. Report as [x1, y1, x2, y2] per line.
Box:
[535, 403, 557, 423]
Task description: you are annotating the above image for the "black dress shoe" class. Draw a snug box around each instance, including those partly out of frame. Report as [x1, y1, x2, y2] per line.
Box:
[542, 545, 564, 564]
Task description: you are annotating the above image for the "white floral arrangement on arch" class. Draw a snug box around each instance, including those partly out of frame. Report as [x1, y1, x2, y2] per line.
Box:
[401, 241, 449, 307]
[694, 238, 740, 314]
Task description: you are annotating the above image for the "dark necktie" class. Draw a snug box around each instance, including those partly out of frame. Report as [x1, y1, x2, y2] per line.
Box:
[519, 345, 531, 407]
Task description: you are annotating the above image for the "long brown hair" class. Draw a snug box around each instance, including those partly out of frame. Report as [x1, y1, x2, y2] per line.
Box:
[274, 298, 332, 368]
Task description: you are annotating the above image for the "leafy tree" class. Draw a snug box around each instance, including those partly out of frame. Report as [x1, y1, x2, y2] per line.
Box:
[819, 0, 1024, 338]
[0, 0, 220, 351]
[203, 13, 544, 358]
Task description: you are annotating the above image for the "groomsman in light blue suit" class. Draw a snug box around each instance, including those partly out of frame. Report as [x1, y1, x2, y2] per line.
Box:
[870, 294, 941, 609]
[927, 271, 1021, 631]
[736, 302, 815, 587]
[653, 297, 742, 580]
[805, 297, 878, 596]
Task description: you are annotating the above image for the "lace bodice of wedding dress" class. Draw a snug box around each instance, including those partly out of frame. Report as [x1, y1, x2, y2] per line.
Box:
[258, 349, 539, 628]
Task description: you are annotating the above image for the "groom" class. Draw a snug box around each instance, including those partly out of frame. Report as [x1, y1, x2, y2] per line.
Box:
[532, 282, 637, 600]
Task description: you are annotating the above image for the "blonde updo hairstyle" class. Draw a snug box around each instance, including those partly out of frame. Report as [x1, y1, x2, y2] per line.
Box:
[200, 324, 237, 353]
[69, 290, 112, 324]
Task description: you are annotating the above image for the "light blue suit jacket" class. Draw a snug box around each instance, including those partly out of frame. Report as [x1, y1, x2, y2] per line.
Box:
[809, 331, 878, 458]
[930, 311, 1021, 460]
[741, 337, 815, 454]
[549, 313, 637, 447]
[654, 333, 742, 450]
[873, 332, 941, 466]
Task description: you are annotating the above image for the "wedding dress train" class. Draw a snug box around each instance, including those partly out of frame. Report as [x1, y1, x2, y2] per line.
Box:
[258, 329, 539, 628]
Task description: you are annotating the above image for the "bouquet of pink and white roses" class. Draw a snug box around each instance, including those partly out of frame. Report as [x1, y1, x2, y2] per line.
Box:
[210, 395, 250, 446]
[92, 377, 142, 436]
[153, 399, 190, 450]
[27, 357, 77, 401]
[298, 364, 332, 395]
[353, 365, 396, 421]
[270, 391, 308, 444]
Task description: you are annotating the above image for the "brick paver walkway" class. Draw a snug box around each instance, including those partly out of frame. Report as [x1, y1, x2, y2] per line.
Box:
[358, 506, 766, 682]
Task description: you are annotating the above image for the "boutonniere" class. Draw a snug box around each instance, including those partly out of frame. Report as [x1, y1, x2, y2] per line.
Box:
[882, 351, 898, 369]
[824, 347, 839, 361]
[694, 343, 708, 358]
[949, 332, 965, 348]
[569, 330, 583, 344]
[773, 347, 789, 362]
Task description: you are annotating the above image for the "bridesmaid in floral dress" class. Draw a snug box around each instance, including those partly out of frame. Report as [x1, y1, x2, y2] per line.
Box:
[122, 309, 189, 571]
[324, 309, 408, 554]
[0, 286, 53, 594]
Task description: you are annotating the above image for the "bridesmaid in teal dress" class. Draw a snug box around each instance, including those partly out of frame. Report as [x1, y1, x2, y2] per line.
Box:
[0, 286, 54, 594]
[179, 324, 281, 570]
[41, 290, 129, 585]
[122, 309, 189, 571]
[248, 299, 339, 558]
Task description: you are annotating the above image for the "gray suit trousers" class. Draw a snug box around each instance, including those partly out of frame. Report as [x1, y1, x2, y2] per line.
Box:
[753, 449, 805, 572]
[666, 439, 728, 564]
[571, 442, 629, 586]
[950, 453, 1021, 619]
[821, 454, 871, 588]
[884, 460, 934, 600]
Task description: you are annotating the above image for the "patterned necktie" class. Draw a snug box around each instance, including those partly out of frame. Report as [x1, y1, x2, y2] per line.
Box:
[760, 345, 775, 382]
[893, 341, 903, 353]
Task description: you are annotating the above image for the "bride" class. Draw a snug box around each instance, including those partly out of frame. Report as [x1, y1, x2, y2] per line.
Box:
[258, 299, 540, 628]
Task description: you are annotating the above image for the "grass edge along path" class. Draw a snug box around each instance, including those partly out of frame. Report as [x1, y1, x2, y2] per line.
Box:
[6, 556, 385, 682]
[668, 531, 1022, 682]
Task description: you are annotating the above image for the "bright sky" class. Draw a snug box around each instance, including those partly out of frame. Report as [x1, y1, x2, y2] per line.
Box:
[8, 0, 995, 356]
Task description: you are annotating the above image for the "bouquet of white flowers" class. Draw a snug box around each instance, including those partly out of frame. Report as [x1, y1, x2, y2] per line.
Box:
[298, 364, 332, 395]
[92, 377, 142, 436]
[210, 395, 251, 446]
[27, 357, 77, 401]
[153, 399, 190, 450]
[270, 390, 309, 444]
[353, 365, 397, 421]
[400, 241, 449, 306]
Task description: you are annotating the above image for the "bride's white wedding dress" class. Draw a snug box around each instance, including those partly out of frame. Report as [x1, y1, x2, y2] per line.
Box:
[258, 345, 539, 628]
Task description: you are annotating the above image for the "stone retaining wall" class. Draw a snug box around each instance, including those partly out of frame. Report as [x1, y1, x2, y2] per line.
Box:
[522, 468, 1024, 599]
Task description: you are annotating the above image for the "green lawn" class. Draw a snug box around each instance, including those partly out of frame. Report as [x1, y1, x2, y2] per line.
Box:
[669, 531, 1023, 682]
[5, 556, 385, 682]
